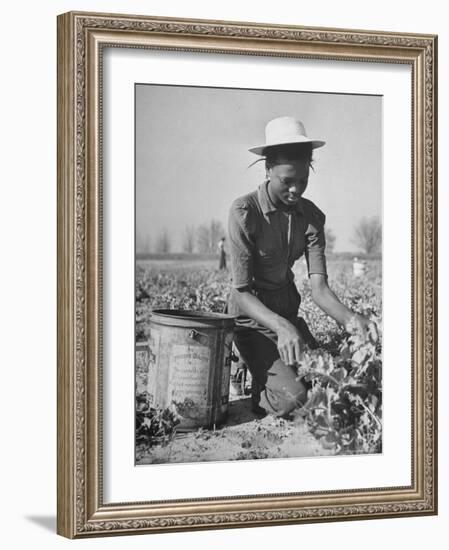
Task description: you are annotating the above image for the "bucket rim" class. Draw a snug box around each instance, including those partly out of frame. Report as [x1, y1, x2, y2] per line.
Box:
[150, 308, 235, 325]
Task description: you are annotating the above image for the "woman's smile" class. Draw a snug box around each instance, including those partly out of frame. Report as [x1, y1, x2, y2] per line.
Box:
[286, 193, 300, 203]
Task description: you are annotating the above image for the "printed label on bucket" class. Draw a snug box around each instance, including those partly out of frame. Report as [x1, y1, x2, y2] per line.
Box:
[168, 344, 210, 418]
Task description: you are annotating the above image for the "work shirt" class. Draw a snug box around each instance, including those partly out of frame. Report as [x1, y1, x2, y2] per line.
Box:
[228, 181, 327, 292]
[228, 182, 327, 412]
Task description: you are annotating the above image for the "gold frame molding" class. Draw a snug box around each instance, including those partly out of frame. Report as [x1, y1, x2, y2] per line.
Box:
[57, 11, 438, 539]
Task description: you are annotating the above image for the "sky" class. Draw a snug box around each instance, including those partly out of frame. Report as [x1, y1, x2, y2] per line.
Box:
[136, 84, 382, 253]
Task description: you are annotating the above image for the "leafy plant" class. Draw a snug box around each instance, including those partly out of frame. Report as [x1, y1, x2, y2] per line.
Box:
[296, 321, 382, 454]
[136, 391, 181, 447]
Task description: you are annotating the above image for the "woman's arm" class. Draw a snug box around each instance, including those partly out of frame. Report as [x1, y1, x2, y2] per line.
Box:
[310, 273, 377, 337]
[233, 289, 304, 366]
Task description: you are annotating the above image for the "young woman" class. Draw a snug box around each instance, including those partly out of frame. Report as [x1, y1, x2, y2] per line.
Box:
[227, 116, 376, 417]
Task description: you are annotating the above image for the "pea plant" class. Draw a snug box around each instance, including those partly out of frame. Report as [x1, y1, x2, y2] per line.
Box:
[296, 317, 382, 454]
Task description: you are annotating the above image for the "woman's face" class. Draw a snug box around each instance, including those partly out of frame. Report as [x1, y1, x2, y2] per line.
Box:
[266, 157, 310, 208]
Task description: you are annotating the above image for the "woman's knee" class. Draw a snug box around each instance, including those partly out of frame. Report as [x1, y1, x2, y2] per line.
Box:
[261, 362, 308, 416]
[260, 387, 306, 417]
[276, 384, 307, 416]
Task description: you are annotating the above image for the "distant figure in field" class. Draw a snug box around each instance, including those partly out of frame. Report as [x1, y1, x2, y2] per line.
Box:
[353, 257, 367, 277]
[218, 237, 227, 270]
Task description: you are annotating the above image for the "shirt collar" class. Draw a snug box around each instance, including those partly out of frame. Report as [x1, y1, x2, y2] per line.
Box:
[257, 181, 304, 216]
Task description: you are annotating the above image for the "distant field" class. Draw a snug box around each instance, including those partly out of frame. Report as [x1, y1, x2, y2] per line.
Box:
[137, 254, 381, 280]
[137, 257, 219, 272]
[137, 251, 381, 262]
[136, 254, 382, 342]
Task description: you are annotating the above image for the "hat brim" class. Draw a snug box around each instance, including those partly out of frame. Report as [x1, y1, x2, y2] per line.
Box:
[248, 138, 326, 156]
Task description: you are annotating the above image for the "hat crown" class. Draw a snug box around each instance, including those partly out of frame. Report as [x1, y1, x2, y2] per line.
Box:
[248, 115, 325, 156]
[265, 117, 308, 146]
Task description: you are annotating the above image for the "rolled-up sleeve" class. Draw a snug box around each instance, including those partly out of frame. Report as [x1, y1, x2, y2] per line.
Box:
[228, 199, 255, 289]
[305, 205, 327, 277]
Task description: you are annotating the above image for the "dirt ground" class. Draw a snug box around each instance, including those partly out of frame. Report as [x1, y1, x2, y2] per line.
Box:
[136, 386, 333, 465]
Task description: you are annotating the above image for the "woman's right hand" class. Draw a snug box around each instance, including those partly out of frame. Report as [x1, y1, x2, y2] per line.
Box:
[276, 319, 304, 366]
[231, 290, 305, 365]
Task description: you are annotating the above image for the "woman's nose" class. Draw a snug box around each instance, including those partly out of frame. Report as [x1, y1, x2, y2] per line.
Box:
[288, 184, 299, 193]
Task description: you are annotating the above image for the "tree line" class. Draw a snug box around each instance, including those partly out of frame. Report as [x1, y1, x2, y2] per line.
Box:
[137, 216, 381, 255]
[326, 216, 381, 255]
[137, 219, 226, 254]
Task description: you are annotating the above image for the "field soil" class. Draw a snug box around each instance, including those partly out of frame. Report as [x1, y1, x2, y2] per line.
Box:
[136, 386, 332, 465]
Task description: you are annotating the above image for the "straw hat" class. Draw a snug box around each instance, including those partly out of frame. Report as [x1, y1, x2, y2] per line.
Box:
[248, 116, 325, 156]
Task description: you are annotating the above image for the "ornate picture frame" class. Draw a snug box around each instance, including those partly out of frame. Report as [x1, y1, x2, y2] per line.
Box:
[57, 11, 437, 538]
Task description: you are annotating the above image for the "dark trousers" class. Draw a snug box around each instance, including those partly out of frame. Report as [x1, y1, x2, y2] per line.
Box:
[227, 283, 318, 417]
[233, 317, 316, 416]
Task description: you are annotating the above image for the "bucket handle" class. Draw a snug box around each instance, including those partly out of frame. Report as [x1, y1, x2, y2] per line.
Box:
[188, 330, 239, 362]
[188, 329, 208, 344]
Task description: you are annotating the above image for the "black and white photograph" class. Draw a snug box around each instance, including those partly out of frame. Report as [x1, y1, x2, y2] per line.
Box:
[135, 84, 382, 465]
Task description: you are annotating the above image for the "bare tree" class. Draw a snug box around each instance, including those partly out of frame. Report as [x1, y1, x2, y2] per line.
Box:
[182, 225, 196, 253]
[197, 220, 226, 254]
[155, 229, 171, 253]
[351, 216, 382, 254]
[325, 227, 336, 254]
[196, 224, 210, 254]
[209, 220, 225, 253]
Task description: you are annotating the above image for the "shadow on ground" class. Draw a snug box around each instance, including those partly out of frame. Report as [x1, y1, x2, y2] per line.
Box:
[223, 396, 262, 427]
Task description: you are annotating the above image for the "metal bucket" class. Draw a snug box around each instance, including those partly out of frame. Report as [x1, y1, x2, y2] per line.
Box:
[147, 309, 235, 430]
